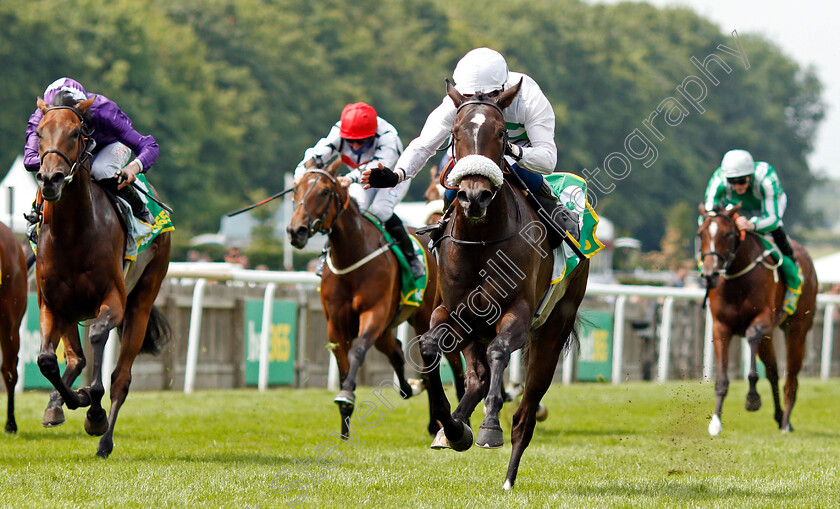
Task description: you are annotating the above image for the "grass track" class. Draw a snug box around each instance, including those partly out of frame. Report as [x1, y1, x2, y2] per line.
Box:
[1, 379, 838, 508]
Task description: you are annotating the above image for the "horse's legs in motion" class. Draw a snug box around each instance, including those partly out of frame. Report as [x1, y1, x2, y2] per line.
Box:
[781, 320, 808, 433]
[328, 337, 352, 439]
[0, 319, 20, 433]
[37, 309, 92, 412]
[709, 320, 733, 436]
[374, 329, 417, 400]
[757, 333, 783, 428]
[335, 311, 388, 407]
[84, 293, 125, 440]
[504, 321, 571, 490]
[476, 307, 530, 449]
[42, 326, 87, 427]
[744, 322, 771, 412]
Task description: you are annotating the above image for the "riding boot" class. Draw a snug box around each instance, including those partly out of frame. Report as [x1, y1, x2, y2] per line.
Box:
[24, 199, 43, 245]
[534, 181, 580, 247]
[314, 245, 328, 277]
[385, 214, 425, 280]
[772, 227, 803, 315]
[119, 185, 155, 224]
[416, 196, 451, 251]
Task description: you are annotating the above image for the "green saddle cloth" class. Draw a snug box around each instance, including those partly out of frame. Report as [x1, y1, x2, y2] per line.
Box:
[544, 172, 604, 282]
[363, 212, 428, 307]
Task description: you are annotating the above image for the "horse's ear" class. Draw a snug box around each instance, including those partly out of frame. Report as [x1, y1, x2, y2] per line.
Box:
[496, 77, 522, 110]
[728, 203, 742, 216]
[446, 79, 466, 108]
[698, 203, 707, 215]
[75, 97, 95, 115]
[37, 97, 49, 114]
[326, 157, 342, 176]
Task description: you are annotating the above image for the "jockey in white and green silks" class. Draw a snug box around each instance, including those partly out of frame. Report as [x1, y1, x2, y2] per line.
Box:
[703, 149, 803, 315]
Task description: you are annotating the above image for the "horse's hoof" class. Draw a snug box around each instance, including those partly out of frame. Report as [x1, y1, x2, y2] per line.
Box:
[85, 409, 109, 437]
[42, 407, 65, 427]
[476, 425, 504, 449]
[782, 422, 794, 434]
[408, 378, 424, 397]
[96, 438, 113, 459]
[448, 422, 474, 452]
[535, 403, 549, 422]
[430, 428, 451, 450]
[5, 421, 17, 434]
[745, 393, 761, 412]
[334, 390, 355, 408]
[503, 479, 514, 491]
[708, 414, 722, 436]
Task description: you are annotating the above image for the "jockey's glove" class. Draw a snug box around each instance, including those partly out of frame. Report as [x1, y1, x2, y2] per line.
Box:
[367, 166, 403, 188]
[506, 142, 523, 161]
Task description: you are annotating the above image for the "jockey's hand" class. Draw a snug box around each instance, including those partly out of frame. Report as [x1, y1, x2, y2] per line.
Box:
[116, 161, 141, 190]
[361, 163, 400, 189]
[505, 141, 523, 161]
[735, 216, 755, 231]
[337, 176, 352, 188]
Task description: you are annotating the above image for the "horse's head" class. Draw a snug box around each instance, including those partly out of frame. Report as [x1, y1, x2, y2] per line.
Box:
[286, 158, 347, 248]
[697, 203, 742, 289]
[35, 96, 94, 201]
[444, 78, 521, 221]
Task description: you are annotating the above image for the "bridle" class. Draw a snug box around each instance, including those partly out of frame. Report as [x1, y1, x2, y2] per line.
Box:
[699, 211, 740, 275]
[294, 169, 349, 236]
[39, 105, 95, 185]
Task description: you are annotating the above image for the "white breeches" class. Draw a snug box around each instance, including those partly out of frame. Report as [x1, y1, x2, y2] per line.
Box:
[90, 142, 132, 181]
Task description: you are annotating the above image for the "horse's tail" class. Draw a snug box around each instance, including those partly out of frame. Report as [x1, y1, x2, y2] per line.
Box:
[140, 306, 172, 355]
[564, 314, 593, 357]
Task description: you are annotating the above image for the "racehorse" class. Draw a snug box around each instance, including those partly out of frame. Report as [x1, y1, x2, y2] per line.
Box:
[0, 221, 27, 433]
[33, 97, 171, 457]
[698, 204, 817, 435]
[418, 80, 589, 490]
[286, 159, 464, 438]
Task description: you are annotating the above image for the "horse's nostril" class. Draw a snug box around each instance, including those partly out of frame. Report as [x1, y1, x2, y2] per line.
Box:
[479, 190, 493, 206]
[50, 173, 66, 185]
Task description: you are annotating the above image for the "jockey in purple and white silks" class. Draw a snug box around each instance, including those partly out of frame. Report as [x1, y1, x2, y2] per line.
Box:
[24, 77, 157, 226]
[703, 149, 803, 315]
[294, 102, 424, 279]
[361, 47, 579, 244]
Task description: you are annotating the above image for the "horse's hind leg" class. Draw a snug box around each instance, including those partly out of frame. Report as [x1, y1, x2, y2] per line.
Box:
[373, 329, 418, 400]
[744, 323, 771, 412]
[83, 294, 125, 439]
[780, 321, 808, 433]
[1, 321, 20, 433]
[757, 334, 783, 428]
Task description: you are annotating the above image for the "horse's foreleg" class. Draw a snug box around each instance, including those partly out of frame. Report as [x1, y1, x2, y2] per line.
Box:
[337, 311, 387, 404]
[0, 323, 19, 433]
[781, 321, 808, 433]
[476, 307, 530, 449]
[744, 323, 771, 412]
[373, 329, 418, 400]
[709, 321, 732, 436]
[85, 296, 125, 440]
[43, 326, 87, 427]
[757, 333, 783, 428]
[37, 309, 90, 412]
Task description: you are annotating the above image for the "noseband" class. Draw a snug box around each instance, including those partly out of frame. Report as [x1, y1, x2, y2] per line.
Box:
[294, 169, 348, 236]
[39, 105, 95, 185]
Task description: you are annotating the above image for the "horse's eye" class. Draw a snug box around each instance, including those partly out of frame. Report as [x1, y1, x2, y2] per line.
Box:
[320, 189, 330, 197]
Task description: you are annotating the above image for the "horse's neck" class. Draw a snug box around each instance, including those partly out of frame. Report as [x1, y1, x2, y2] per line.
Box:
[44, 176, 96, 236]
[729, 233, 766, 272]
[327, 199, 379, 263]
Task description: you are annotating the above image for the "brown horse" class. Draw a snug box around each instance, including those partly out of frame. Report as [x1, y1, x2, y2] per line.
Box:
[33, 97, 171, 457]
[698, 204, 817, 435]
[0, 221, 27, 433]
[417, 81, 589, 490]
[286, 159, 463, 437]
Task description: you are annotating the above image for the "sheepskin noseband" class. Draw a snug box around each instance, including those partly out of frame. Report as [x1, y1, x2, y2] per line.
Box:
[445, 154, 503, 188]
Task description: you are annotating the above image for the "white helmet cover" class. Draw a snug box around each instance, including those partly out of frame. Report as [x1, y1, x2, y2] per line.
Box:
[720, 149, 755, 178]
[453, 48, 509, 95]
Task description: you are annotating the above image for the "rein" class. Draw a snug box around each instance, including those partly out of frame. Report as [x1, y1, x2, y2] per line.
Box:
[700, 211, 781, 281]
[39, 105, 95, 184]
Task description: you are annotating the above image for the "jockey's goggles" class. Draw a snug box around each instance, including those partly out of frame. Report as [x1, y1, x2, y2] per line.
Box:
[727, 176, 750, 186]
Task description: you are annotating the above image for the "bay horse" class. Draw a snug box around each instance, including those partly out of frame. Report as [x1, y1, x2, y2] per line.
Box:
[0, 221, 27, 433]
[698, 204, 817, 435]
[33, 97, 171, 457]
[286, 159, 464, 438]
[418, 80, 589, 490]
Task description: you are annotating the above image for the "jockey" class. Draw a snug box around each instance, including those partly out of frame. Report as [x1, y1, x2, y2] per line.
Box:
[24, 77, 157, 234]
[704, 149, 803, 315]
[361, 47, 579, 244]
[294, 102, 425, 279]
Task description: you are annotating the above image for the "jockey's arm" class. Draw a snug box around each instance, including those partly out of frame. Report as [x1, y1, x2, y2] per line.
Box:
[514, 82, 557, 175]
[23, 109, 43, 172]
[294, 123, 342, 180]
[703, 169, 727, 212]
[97, 97, 158, 174]
[392, 98, 456, 182]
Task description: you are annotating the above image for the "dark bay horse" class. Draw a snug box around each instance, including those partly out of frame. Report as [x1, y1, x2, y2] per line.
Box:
[698, 204, 817, 435]
[286, 159, 464, 438]
[34, 97, 171, 457]
[0, 221, 27, 433]
[418, 80, 589, 490]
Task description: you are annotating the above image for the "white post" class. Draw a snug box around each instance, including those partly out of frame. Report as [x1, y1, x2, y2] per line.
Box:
[656, 297, 674, 383]
[184, 278, 207, 394]
[15, 308, 27, 394]
[327, 354, 339, 391]
[611, 295, 627, 385]
[703, 305, 714, 381]
[258, 283, 277, 392]
[822, 303, 835, 380]
[394, 322, 411, 386]
[102, 329, 119, 395]
[742, 337, 751, 380]
[562, 347, 574, 385]
[510, 350, 522, 385]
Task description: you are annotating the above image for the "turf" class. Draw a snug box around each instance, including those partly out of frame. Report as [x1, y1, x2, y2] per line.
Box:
[0, 379, 838, 508]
